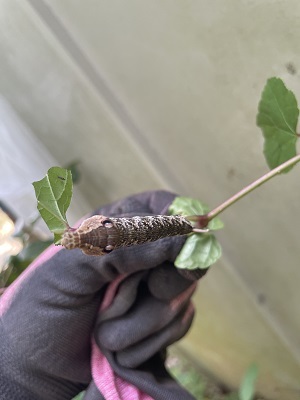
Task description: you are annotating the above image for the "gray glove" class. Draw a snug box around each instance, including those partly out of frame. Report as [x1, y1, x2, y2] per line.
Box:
[0, 191, 207, 400]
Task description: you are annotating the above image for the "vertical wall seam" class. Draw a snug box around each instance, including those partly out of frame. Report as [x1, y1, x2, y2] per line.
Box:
[25, 0, 187, 194]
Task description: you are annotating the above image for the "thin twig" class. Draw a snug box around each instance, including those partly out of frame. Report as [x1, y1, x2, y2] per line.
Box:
[187, 154, 300, 228]
[207, 154, 300, 221]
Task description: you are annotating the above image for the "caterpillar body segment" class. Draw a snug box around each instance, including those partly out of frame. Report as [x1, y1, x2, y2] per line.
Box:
[61, 214, 195, 256]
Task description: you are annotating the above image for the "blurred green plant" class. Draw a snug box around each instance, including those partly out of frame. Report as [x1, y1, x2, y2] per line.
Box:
[238, 364, 259, 400]
[0, 162, 81, 291]
[167, 349, 261, 400]
[65, 160, 81, 185]
[72, 392, 85, 400]
[6, 240, 52, 286]
[71, 357, 260, 400]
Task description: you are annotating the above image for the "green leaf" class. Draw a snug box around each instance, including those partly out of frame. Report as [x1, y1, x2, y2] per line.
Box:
[169, 196, 224, 230]
[238, 364, 259, 400]
[257, 77, 299, 172]
[169, 196, 223, 270]
[32, 167, 73, 242]
[175, 234, 222, 270]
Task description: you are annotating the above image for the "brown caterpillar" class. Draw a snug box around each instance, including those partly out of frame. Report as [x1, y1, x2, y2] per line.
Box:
[61, 215, 204, 256]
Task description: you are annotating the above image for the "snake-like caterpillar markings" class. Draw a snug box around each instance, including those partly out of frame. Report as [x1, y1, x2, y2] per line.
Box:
[61, 215, 199, 256]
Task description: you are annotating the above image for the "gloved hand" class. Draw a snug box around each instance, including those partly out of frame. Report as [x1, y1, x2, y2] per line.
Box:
[0, 191, 207, 400]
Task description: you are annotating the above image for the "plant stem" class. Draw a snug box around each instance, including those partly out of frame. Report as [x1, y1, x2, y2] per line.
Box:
[188, 154, 300, 227]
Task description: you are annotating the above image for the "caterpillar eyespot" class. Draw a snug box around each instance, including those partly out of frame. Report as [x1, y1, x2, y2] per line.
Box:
[61, 214, 196, 256]
[105, 245, 114, 252]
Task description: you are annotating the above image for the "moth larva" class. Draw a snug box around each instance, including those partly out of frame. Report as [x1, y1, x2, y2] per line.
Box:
[61, 214, 198, 256]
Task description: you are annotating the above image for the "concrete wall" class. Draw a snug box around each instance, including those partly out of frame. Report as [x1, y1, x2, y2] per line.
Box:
[1, 1, 300, 398]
